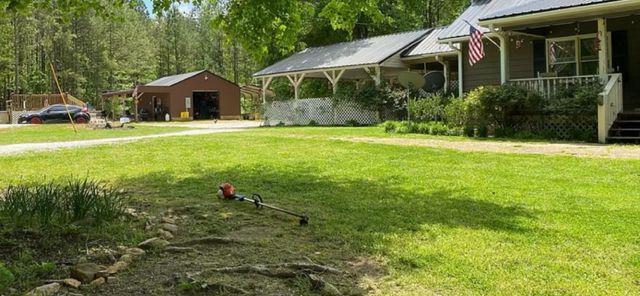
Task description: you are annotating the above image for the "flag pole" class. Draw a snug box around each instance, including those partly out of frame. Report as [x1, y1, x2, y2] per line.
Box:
[463, 19, 502, 50]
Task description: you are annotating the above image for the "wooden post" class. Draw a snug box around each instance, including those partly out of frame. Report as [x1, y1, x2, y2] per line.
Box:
[364, 67, 381, 86]
[262, 77, 273, 104]
[498, 34, 510, 84]
[598, 18, 609, 82]
[323, 69, 345, 94]
[457, 45, 464, 96]
[436, 56, 450, 94]
[287, 74, 305, 100]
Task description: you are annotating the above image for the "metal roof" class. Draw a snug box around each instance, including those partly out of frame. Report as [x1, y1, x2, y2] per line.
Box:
[402, 26, 455, 58]
[481, 0, 618, 21]
[439, 0, 529, 41]
[253, 29, 430, 77]
[145, 70, 207, 87]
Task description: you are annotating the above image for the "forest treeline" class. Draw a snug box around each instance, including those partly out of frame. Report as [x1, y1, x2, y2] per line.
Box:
[0, 0, 469, 106]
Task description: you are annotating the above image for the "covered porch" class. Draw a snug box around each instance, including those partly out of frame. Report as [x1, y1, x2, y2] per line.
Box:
[253, 29, 432, 103]
[479, 1, 640, 142]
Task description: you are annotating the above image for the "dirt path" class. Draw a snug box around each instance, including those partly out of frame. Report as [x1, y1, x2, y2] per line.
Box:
[336, 136, 640, 159]
[0, 127, 252, 156]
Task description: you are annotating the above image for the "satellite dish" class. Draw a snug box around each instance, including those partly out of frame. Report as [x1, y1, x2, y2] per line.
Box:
[398, 72, 426, 90]
[423, 71, 445, 92]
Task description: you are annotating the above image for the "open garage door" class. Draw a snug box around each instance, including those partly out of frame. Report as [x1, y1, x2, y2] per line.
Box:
[193, 91, 220, 120]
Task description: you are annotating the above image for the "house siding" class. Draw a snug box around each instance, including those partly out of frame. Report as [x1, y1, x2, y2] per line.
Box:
[462, 36, 534, 92]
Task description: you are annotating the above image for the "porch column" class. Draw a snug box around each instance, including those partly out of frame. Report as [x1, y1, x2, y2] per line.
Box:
[286, 74, 306, 100]
[498, 33, 510, 84]
[261, 77, 273, 103]
[455, 43, 464, 96]
[323, 69, 346, 94]
[597, 18, 609, 81]
[364, 67, 381, 86]
[436, 56, 449, 94]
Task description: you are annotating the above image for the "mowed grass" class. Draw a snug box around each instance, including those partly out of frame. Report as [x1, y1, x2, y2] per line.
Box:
[1, 127, 639, 295]
[0, 124, 189, 145]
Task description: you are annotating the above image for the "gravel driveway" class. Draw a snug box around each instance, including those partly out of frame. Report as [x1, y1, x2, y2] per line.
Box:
[0, 121, 260, 156]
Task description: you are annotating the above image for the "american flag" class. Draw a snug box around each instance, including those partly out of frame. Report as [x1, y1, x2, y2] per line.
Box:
[469, 25, 485, 66]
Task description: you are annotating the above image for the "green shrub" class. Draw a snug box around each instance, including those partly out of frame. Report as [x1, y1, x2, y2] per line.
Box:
[382, 120, 460, 136]
[0, 264, 14, 291]
[408, 94, 448, 122]
[547, 83, 602, 116]
[308, 120, 318, 126]
[0, 179, 128, 229]
[334, 81, 382, 111]
[472, 84, 544, 129]
[443, 97, 467, 127]
[276, 121, 285, 127]
[382, 121, 399, 133]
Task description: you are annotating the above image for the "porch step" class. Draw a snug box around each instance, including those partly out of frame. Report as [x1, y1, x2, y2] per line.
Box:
[606, 136, 640, 143]
[608, 112, 640, 142]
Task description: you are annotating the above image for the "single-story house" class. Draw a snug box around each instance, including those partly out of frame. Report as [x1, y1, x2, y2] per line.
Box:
[137, 70, 241, 121]
[255, 0, 640, 143]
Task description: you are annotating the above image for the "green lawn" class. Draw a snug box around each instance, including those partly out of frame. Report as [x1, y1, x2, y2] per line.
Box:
[0, 124, 189, 145]
[1, 127, 639, 295]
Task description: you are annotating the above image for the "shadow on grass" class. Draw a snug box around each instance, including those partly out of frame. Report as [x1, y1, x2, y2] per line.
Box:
[118, 164, 535, 240]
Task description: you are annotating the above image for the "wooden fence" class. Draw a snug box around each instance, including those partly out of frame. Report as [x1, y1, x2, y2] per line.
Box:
[8, 93, 85, 111]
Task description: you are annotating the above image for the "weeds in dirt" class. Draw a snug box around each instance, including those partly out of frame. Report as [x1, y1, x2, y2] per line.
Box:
[0, 179, 128, 229]
[0, 263, 14, 291]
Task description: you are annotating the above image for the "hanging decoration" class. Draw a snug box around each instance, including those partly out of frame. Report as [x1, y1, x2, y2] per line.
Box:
[515, 37, 525, 49]
[549, 42, 558, 64]
[594, 36, 601, 51]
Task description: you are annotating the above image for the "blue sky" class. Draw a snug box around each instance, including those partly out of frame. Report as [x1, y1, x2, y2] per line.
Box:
[142, 0, 194, 15]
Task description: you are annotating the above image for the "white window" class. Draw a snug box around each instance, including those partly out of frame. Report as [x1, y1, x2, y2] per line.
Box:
[546, 33, 611, 77]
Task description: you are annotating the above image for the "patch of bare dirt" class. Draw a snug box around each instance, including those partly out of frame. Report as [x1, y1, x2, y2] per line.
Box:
[335, 136, 640, 159]
[90, 202, 382, 296]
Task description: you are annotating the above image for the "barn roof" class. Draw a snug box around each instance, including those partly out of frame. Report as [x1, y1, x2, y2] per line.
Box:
[145, 70, 207, 87]
[438, 0, 529, 41]
[253, 29, 430, 77]
[480, 0, 618, 21]
[145, 70, 239, 87]
[402, 26, 455, 58]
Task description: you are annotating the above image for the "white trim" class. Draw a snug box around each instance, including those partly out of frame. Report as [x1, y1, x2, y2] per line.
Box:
[545, 32, 612, 76]
[254, 63, 380, 79]
[401, 51, 457, 62]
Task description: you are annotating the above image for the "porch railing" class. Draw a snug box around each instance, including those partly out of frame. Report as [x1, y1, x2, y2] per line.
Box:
[509, 75, 602, 99]
[598, 73, 623, 143]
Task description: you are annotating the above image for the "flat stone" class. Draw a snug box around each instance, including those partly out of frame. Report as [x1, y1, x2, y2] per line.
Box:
[90, 277, 106, 286]
[125, 247, 146, 256]
[158, 229, 174, 240]
[63, 278, 82, 288]
[70, 263, 105, 283]
[95, 270, 110, 279]
[161, 223, 179, 234]
[161, 217, 176, 224]
[106, 261, 129, 275]
[25, 283, 61, 296]
[120, 254, 135, 264]
[138, 237, 170, 250]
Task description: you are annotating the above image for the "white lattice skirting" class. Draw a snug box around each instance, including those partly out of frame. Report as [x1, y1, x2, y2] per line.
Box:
[263, 98, 379, 126]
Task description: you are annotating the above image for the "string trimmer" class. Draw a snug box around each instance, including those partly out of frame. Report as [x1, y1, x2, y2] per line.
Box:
[217, 183, 309, 226]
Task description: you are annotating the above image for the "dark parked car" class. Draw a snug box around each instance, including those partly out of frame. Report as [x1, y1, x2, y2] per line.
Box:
[18, 104, 90, 124]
